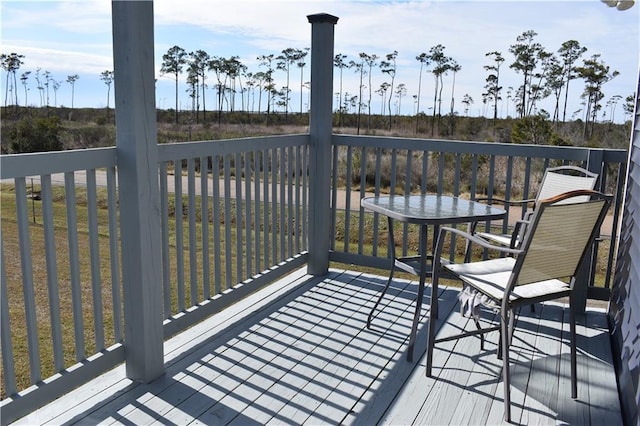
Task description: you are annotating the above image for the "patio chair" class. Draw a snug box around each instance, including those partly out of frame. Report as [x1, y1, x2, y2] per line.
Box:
[475, 165, 598, 248]
[425, 189, 612, 423]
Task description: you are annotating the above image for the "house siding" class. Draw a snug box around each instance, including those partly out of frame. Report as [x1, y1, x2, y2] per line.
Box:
[610, 72, 640, 426]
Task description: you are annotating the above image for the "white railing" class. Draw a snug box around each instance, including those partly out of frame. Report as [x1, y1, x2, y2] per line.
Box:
[0, 148, 125, 419]
[0, 136, 628, 424]
[329, 135, 627, 304]
[0, 134, 311, 422]
[157, 135, 310, 337]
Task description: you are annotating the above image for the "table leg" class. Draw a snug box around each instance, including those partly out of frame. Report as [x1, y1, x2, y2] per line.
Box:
[367, 217, 396, 328]
[407, 223, 429, 362]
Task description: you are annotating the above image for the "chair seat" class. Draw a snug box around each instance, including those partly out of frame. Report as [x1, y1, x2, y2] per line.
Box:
[444, 257, 571, 302]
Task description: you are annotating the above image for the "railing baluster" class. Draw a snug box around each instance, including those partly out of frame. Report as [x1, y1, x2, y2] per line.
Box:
[344, 145, 353, 252]
[449, 153, 462, 261]
[245, 152, 253, 277]
[405, 149, 413, 194]
[201, 156, 210, 300]
[224, 154, 233, 288]
[295, 145, 302, 255]
[174, 160, 185, 311]
[280, 147, 286, 261]
[212, 155, 222, 295]
[470, 154, 478, 199]
[187, 158, 197, 306]
[235, 153, 243, 284]
[271, 149, 278, 263]
[358, 146, 367, 255]
[263, 150, 270, 268]
[86, 169, 104, 350]
[160, 162, 171, 317]
[330, 144, 339, 251]
[486, 155, 496, 235]
[503, 156, 514, 235]
[1, 240, 17, 396]
[15, 177, 41, 382]
[41, 175, 64, 371]
[64, 172, 84, 363]
[287, 146, 294, 259]
[437, 151, 444, 194]
[106, 167, 122, 341]
[421, 150, 428, 194]
[254, 150, 262, 273]
[522, 157, 533, 219]
[372, 147, 382, 257]
[302, 144, 308, 251]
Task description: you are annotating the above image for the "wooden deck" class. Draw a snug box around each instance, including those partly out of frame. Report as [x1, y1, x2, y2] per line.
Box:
[16, 268, 622, 425]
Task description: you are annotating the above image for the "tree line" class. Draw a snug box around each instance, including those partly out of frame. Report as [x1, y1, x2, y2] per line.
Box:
[1, 29, 635, 139]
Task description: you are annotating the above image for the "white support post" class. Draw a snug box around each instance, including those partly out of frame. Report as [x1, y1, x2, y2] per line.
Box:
[307, 13, 338, 276]
[111, 0, 164, 381]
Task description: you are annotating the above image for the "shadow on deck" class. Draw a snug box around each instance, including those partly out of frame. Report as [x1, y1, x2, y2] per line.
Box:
[16, 268, 621, 425]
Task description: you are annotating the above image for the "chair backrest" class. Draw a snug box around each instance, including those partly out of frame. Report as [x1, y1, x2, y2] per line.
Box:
[535, 166, 598, 205]
[512, 190, 611, 286]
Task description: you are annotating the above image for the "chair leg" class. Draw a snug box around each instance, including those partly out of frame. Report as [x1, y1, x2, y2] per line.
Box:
[407, 263, 427, 362]
[508, 308, 516, 346]
[473, 317, 485, 351]
[570, 303, 577, 399]
[501, 310, 512, 423]
[367, 262, 396, 329]
[426, 257, 441, 377]
[425, 294, 437, 377]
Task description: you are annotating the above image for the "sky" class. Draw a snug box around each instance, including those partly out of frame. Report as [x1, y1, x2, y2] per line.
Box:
[1, 0, 639, 122]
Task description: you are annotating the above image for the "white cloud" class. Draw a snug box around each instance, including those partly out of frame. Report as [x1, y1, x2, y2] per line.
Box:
[1, 0, 637, 117]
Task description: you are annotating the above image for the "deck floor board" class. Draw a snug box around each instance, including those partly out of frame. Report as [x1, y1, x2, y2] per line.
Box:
[15, 268, 623, 426]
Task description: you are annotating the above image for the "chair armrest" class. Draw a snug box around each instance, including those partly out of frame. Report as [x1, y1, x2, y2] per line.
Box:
[475, 197, 536, 208]
[436, 226, 523, 257]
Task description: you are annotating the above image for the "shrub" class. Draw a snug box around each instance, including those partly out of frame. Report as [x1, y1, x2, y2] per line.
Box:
[8, 116, 64, 153]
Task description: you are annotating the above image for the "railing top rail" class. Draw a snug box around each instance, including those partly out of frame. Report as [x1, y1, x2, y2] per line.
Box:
[0, 147, 117, 179]
[158, 133, 309, 161]
[333, 134, 628, 163]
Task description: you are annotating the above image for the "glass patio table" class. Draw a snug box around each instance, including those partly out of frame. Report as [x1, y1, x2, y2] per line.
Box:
[361, 194, 507, 361]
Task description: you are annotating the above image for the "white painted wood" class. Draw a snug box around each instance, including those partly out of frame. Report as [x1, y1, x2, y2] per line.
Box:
[111, 0, 163, 382]
[308, 276, 421, 424]
[10, 271, 622, 426]
[63, 172, 84, 363]
[14, 178, 40, 382]
[444, 311, 502, 426]
[555, 307, 592, 425]
[307, 13, 338, 275]
[174, 159, 185, 310]
[159, 162, 171, 318]
[235, 152, 243, 281]
[584, 309, 624, 424]
[212, 155, 222, 294]
[106, 166, 122, 342]
[0, 147, 116, 179]
[187, 157, 198, 304]
[0, 242, 17, 396]
[244, 153, 252, 276]
[517, 303, 564, 425]
[86, 169, 105, 350]
[200, 156, 211, 299]
[40, 175, 64, 371]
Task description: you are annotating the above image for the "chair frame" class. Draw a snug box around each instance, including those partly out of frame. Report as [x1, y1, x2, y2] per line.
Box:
[425, 189, 612, 422]
[475, 165, 599, 248]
